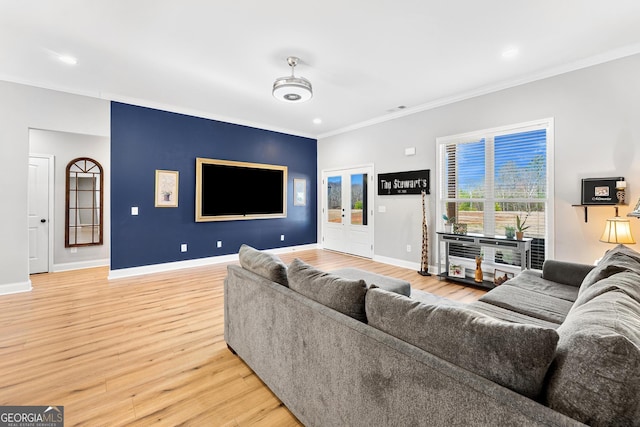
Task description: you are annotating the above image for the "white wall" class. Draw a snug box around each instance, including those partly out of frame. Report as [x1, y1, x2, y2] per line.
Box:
[29, 129, 110, 271]
[0, 81, 109, 294]
[318, 54, 640, 267]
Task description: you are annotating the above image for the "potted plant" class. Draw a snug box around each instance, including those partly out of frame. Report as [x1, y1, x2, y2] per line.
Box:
[442, 214, 455, 233]
[515, 215, 530, 240]
[504, 225, 515, 239]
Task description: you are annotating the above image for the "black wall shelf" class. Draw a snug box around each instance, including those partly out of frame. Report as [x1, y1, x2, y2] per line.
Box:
[572, 204, 621, 223]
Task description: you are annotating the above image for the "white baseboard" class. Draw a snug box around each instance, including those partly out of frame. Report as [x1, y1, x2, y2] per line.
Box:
[263, 243, 319, 255]
[108, 244, 319, 280]
[372, 254, 422, 272]
[53, 258, 110, 272]
[108, 254, 238, 280]
[0, 279, 32, 296]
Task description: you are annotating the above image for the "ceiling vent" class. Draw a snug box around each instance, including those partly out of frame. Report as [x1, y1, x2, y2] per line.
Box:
[272, 56, 313, 102]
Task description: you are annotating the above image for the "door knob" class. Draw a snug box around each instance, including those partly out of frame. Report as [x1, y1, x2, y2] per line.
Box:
[40, 219, 46, 223]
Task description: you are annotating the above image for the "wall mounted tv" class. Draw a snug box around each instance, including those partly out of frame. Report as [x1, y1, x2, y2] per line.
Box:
[195, 157, 287, 222]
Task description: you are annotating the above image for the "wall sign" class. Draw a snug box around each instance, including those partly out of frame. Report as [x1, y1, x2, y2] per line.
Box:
[378, 169, 430, 195]
[581, 177, 624, 205]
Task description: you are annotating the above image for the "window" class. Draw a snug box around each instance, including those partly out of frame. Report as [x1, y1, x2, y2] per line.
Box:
[437, 119, 554, 270]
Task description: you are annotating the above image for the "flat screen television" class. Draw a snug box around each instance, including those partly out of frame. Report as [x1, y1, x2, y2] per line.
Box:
[195, 157, 287, 222]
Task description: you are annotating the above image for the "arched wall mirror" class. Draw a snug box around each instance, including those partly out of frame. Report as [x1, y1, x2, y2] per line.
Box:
[65, 157, 104, 247]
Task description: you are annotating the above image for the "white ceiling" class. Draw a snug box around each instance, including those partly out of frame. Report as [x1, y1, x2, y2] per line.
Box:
[2, 1, 640, 139]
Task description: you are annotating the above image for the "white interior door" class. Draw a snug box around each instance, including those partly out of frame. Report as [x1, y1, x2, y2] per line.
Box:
[28, 156, 51, 274]
[322, 166, 374, 258]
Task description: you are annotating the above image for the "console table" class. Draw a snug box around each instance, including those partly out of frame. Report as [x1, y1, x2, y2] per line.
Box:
[436, 232, 532, 290]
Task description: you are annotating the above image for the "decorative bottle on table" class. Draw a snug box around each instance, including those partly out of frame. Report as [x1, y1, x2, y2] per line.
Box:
[474, 256, 483, 283]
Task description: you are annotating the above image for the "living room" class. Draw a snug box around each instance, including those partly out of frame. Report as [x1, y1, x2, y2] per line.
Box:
[2, 6, 640, 293]
[1, 2, 640, 425]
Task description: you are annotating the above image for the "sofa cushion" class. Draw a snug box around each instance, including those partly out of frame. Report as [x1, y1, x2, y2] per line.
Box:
[330, 267, 411, 296]
[469, 301, 561, 329]
[546, 289, 640, 426]
[573, 270, 640, 307]
[287, 258, 368, 322]
[238, 244, 289, 287]
[411, 289, 465, 307]
[579, 244, 640, 293]
[508, 270, 580, 302]
[478, 285, 573, 324]
[365, 287, 559, 399]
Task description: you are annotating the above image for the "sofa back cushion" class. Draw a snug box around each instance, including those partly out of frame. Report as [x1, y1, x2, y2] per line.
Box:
[546, 289, 640, 425]
[573, 270, 640, 308]
[238, 244, 289, 287]
[365, 287, 559, 399]
[579, 244, 640, 295]
[287, 258, 368, 322]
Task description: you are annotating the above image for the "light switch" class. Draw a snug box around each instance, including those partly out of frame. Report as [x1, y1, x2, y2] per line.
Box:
[131, 206, 139, 215]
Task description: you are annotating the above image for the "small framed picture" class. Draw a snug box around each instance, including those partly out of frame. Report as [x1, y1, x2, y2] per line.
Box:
[452, 223, 467, 235]
[633, 197, 640, 213]
[155, 169, 179, 208]
[449, 264, 465, 278]
[294, 178, 306, 206]
[494, 269, 514, 286]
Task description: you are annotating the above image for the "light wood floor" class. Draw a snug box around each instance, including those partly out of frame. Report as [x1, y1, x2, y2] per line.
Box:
[1, 249, 486, 426]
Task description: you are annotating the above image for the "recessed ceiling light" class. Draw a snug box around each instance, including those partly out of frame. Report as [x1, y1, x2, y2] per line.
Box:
[502, 48, 519, 59]
[313, 118, 322, 124]
[58, 55, 78, 65]
[386, 105, 407, 113]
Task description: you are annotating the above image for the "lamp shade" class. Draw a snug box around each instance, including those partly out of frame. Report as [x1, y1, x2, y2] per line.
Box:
[599, 217, 636, 244]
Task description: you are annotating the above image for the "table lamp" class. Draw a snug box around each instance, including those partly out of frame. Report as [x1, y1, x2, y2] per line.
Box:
[599, 210, 636, 245]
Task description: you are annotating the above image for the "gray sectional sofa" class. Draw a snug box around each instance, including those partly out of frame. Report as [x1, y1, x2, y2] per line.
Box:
[224, 244, 640, 426]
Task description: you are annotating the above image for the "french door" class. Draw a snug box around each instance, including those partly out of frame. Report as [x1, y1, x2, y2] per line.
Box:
[322, 166, 374, 258]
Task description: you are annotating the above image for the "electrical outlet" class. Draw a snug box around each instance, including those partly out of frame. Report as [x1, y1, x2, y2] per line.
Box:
[181, 243, 187, 252]
[70, 247, 77, 253]
[406, 245, 411, 252]
[217, 241, 222, 248]
[131, 206, 138, 215]
[280, 234, 285, 241]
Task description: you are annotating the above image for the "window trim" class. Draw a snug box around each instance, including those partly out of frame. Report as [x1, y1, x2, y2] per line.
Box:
[435, 118, 555, 268]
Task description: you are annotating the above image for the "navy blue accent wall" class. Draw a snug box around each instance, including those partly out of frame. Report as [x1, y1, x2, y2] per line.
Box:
[111, 102, 317, 270]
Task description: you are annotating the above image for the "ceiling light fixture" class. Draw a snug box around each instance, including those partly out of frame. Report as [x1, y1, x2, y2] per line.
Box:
[273, 56, 313, 103]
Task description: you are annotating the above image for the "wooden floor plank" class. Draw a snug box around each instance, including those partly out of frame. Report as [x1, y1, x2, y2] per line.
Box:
[0, 249, 483, 426]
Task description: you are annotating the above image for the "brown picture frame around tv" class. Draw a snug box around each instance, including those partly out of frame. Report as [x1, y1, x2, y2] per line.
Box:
[195, 157, 287, 222]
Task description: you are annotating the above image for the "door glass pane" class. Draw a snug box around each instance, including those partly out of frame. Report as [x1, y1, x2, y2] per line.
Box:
[327, 176, 342, 223]
[350, 173, 367, 226]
